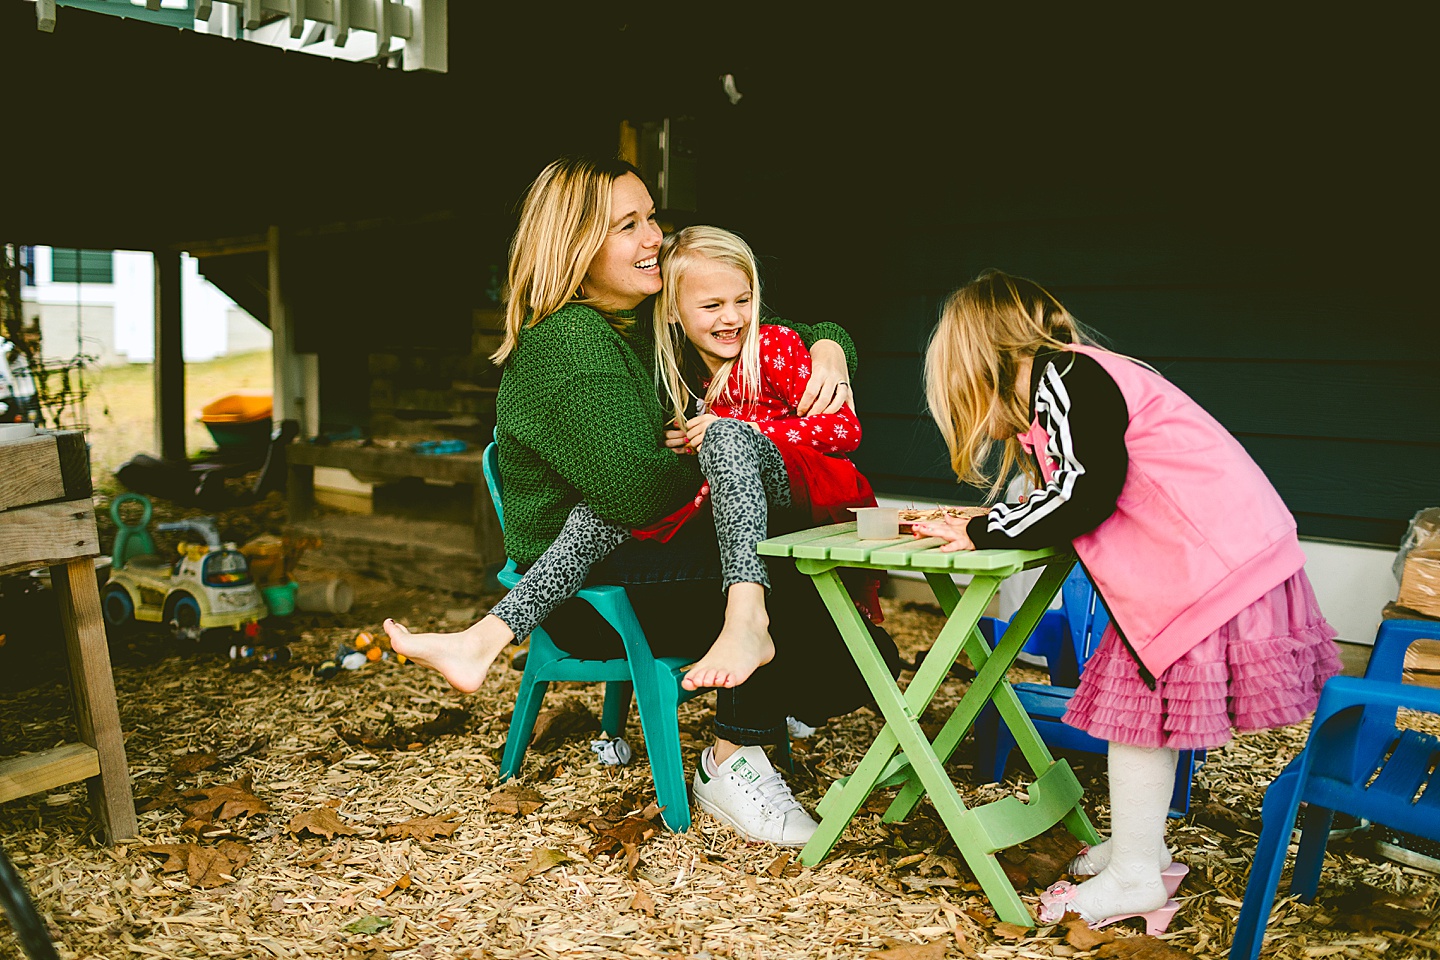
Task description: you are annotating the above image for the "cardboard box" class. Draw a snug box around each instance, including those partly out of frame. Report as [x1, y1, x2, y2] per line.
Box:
[1404, 638, 1440, 688]
[1398, 549, 1440, 619]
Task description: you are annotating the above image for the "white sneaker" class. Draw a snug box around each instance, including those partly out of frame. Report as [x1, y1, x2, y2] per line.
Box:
[786, 716, 818, 739]
[693, 745, 819, 847]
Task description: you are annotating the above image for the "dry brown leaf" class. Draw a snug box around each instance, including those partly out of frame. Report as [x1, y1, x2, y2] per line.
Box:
[1333, 882, 1435, 933]
[529, 697, 600, 750]
[169, 750, 221, 776]
[628, 889, 656, 916]
[867, 942, 945, 960]
[135, 841, 250, 888]
[764, 852, 792, 878]
[335, 707, 468, 752]
[180, 775, 271, 821]
[376, 873, 412, 899]
[380, 812, 461, 840]
[1094, 937, 1194, 959]
[992, 922, 1030, 940]
[1064, 917, 1117, 949]
[187, 841, 251, 888]
[288, 806, 361, 839]
[135, 843, 194, 872]
[512, 848, 569, 882]
[489, 782, 545, 816]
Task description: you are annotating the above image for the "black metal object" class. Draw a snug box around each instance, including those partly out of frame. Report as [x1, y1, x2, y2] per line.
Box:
[0, 846, 61, 960]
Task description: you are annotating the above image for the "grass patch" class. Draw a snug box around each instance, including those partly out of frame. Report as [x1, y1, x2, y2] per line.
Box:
[74, 350, 272, 476]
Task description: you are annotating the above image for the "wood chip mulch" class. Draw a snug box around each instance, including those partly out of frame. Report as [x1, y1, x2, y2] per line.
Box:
[3, 559, 1439, 959]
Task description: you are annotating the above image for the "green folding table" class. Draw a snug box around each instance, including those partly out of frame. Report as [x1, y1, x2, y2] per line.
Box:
[759, 521, 1099, 926]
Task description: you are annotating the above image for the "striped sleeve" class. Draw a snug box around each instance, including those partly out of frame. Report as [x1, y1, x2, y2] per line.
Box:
[966, 352, 1130, 550]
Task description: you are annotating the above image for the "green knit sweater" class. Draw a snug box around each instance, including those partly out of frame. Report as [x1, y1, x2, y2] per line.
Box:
[494, 302, 858, 564]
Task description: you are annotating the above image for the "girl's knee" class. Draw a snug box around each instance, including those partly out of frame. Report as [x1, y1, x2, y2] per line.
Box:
[698, 417, 755, 462]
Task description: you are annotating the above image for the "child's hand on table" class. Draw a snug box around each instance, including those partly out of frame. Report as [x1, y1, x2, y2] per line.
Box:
[912, 517, 978, 552]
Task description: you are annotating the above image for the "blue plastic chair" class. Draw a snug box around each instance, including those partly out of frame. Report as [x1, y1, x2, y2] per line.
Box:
[1230, 618, 1440, 960]
[484, 440, 788, 831]
[973, 564, 1205, 816]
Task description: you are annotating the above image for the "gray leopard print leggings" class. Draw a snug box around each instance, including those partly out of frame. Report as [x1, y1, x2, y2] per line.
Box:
[490, 418, 791, 640]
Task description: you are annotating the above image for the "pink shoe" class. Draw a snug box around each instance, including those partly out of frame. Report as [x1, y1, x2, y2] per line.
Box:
[1067, 850, 1190, 897]
[1037, 881, 1181, 935]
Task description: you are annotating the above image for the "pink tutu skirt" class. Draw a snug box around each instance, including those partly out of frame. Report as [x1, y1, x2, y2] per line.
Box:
[1062, 570, 1342, 750]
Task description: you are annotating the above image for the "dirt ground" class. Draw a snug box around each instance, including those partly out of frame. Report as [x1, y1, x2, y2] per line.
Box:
[2, 488, 1439, 959]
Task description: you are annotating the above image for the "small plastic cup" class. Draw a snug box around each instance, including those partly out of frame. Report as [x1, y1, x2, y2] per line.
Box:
[853, 507, 900, 539]
[261, 580, 298, 616]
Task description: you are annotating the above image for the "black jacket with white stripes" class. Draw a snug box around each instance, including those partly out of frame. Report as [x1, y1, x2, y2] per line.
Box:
[965, 348, 1131, 550]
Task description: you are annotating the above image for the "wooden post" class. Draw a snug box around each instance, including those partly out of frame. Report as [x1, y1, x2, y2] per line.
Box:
[51, 559, 138, 843]
[267, 226, 306, 435]
[154, 250, 185, 462]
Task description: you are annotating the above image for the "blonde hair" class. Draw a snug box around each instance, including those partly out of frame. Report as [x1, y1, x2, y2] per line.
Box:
[492, 156, 641, 365]
[924, 269, 1091, 497]
[653, 226, 764, 426]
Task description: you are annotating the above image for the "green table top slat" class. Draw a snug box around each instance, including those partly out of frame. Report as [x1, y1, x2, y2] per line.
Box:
[793, 529, 901, 559]
[826, 534, 913, 562]
[756, 522, 855, 557]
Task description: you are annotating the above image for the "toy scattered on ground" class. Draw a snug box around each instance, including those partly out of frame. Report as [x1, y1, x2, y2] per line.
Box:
[240, 534, 323, 617]
[101, 493, 267, 640]
[312, 630, 407, 679]
[229, 643, 293, 673]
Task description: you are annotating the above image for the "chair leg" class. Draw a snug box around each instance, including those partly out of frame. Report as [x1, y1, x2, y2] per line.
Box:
[972, 703, 1012, 784]
[1169, 749, 1197, 817]
[1291, 805, 1334, 902]
[500, 631, 565, 782]
[1230, 770, 1304, 960]
[601, 681, 634, 739]
[632, 665, 691, 832]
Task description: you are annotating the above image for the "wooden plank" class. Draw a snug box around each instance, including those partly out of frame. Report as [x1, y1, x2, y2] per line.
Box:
[0, 501, 99, 577]
[52, 557, 137, 842]
[0, 743, 100, 803]
[0, 434, 64, 512]
[286, 442, 483, 484]
[52, 430, 93, 499]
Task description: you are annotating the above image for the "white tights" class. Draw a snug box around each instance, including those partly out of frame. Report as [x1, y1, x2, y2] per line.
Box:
[1066, 743, 1178, 923]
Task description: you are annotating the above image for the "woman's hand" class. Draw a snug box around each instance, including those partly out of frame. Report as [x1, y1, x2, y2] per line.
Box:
[911, 517, 978, 553]
[798, 339, 853, 416]
[664, 424, 693, 454]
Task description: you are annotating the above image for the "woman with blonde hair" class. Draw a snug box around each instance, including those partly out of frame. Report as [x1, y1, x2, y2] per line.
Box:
[387, 157, 896, 846]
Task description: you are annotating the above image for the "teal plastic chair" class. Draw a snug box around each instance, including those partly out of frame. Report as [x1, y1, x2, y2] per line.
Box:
[484, 440, 748, 832]
[1231, 618, 1440, 960]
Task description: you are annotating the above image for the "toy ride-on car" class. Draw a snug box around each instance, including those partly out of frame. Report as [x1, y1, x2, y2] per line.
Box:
[101, 493, 268, 640]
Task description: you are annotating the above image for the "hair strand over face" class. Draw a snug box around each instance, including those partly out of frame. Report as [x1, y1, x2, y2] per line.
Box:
[924, 269, 1091, 498]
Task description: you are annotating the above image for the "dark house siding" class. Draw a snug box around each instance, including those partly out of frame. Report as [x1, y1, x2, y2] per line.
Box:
[668, 20, 1435, 550]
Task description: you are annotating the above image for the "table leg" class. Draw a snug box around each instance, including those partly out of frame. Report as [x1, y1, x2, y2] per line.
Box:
[51, 559, 138, 843]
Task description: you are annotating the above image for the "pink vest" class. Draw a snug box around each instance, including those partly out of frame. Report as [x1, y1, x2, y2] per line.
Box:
[1028, 345, 1305, 677]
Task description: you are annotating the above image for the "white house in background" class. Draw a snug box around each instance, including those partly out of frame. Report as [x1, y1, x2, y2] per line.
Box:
[20, 246, 271, 367]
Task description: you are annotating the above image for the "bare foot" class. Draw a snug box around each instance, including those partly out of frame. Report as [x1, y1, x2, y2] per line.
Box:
[383, 615, 513, 693]
[682, 592, 775, 690]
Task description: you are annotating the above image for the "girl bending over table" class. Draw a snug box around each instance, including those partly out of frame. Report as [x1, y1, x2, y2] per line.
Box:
[914, 269, 1340, 931]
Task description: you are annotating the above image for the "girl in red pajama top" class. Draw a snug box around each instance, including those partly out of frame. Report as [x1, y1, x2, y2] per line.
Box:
[471, 225, 880, 697]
